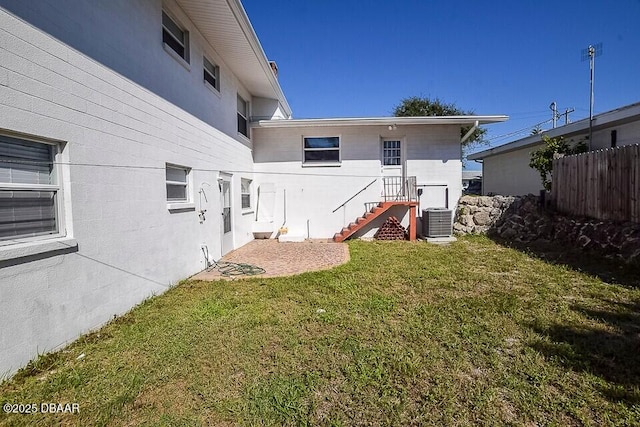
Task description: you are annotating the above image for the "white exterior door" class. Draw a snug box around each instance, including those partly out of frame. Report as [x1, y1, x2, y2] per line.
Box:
[381, 139, 405, 199]
[220, 177, 233, 255]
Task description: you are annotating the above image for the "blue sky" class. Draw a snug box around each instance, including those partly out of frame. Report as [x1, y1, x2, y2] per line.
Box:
[241, 1, 640, 169]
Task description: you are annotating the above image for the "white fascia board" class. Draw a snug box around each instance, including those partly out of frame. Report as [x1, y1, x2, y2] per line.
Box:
[253, 115, 508, 128]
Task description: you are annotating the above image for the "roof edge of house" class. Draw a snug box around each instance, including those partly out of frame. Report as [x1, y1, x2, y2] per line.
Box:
[228, 0, 292, 117]
[253, 115, 509, 128]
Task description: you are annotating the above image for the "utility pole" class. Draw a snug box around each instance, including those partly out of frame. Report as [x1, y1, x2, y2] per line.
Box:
[582, 43, 602, 150]
[562, 108, 575, 125]
[550, 101, 558, 128]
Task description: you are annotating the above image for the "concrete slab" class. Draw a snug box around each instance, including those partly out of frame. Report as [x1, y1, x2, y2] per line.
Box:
[191, 239, 349, 280]
[278, 235, 305, 243]
[424, 236, 457, 245]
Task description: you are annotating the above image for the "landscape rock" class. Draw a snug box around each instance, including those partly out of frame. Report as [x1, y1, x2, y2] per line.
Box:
[473, 211, 491, 226]
[455, 194, 640, 265]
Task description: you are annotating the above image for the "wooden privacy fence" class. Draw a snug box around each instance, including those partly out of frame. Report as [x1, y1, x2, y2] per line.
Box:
[551, 144, 640, 223]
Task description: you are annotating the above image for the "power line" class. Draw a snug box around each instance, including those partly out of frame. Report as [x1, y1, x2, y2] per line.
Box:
[485, 118, 553, 142]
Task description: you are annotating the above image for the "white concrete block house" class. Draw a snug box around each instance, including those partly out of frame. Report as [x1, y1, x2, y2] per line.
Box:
[0, 0, 506, 376]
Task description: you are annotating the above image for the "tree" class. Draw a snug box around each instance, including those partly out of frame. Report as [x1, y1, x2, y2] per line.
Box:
[393, 96, 487, 147]
[530, 125, 543, 135]
[529, 135, 588, 191]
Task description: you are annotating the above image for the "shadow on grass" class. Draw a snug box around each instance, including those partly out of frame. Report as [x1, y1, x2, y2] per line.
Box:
[490, 236, 640, 404]
[529, 300, 640, 405]
[489, 236, 640, 288]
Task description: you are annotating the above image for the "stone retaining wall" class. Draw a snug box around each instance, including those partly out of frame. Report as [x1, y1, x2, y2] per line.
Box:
[454, 195, 640, 265]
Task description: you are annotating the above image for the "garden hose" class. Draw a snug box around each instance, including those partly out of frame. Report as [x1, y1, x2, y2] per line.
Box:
[213, 260, 266, 277]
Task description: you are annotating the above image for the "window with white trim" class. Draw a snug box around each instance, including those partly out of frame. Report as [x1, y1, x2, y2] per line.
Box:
[203, 56, 220, 91]
[303, 137, 340, 163]
[241, 179, 252, 210]
[237, 95, 249, 138]
[383, 140, 401, 166]
[162, 10, 189, 63]
[165, 164, 190, 202]
[0, 134, 61, 242]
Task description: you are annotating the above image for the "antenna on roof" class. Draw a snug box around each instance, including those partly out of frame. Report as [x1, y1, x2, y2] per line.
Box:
[581, 43, 603, 150]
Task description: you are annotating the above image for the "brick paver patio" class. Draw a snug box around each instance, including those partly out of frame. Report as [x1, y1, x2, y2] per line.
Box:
[191, 239, 349, 280]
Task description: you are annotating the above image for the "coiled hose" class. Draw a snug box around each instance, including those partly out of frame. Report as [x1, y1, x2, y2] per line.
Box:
[202, 246, 265, 276]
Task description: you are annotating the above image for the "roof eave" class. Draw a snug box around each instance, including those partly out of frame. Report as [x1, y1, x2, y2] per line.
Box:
[176, 0, 292, 118]
[227, 0, 291, 117]
[253, 115, 508, 128]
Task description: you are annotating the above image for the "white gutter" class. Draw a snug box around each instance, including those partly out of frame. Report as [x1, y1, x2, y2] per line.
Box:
[254, 116, 508, 128]
[460, 120, 479, 144]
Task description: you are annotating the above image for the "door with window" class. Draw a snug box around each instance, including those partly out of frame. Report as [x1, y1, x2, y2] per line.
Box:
[220, 177, 233, 255]
[381, 139, 405, 200]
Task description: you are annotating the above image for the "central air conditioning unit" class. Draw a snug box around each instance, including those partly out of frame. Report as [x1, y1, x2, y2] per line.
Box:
[422, 208, 452, 237]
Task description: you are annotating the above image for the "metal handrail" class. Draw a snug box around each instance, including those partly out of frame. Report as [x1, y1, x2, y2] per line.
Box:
[332, 179, 378, 213]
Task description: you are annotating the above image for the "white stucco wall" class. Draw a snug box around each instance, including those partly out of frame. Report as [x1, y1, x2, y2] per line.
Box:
[590, 120, 640, 150]
[252, 124, 462, 239]
[0, 6, 256, 376]
[481, 145, 544, 196]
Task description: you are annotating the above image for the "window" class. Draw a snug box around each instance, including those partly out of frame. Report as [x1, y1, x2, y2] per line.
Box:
[165, 164, 190, 202]
[241, 179, 252, 210]
[303, 137, 340, 163]
[0, 134, 60, 242]
[203, 56, 220, 91]
[237, 95, 249, 138]
[383, 140, 401, 166]
[162, 11, 189, 63]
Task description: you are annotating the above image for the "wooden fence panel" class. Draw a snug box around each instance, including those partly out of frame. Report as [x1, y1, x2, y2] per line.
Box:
[552, 144, 640, 223]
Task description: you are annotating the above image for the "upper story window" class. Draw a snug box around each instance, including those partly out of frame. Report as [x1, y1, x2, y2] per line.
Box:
[303, 137, 340, 164]
[237, 95, 249, 138]
[162, 11, 189, 63]
[203, 57, 220, 91]
[165, 164, 190, 202]
[0, 134, 62, 242]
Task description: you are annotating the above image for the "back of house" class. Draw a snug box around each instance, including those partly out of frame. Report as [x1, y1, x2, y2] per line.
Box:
[0, 0, 507, 377]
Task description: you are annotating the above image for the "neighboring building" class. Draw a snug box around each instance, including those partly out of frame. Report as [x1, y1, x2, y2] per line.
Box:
[462, 170, 482, 191]
[0, 0, 506, 376]
[469, 102, 640, 196]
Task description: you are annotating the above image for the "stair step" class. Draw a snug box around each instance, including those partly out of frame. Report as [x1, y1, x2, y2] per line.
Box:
[341, 227, 350, 234]
[356, 217, 366, 224]
[349, 222, 358, 229]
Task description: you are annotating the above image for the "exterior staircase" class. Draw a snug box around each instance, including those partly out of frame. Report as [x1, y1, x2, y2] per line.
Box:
[333, 201, 417, 242]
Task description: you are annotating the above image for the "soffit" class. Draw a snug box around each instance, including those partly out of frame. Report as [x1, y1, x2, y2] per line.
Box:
[175, 0, 290, 114]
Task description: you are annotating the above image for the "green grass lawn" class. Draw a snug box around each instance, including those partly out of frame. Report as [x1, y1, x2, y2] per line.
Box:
[1, 236, 639, 426]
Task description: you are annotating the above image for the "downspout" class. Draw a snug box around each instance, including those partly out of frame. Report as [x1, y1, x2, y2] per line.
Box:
[461, 120, 479, 145]
[459, 121, 480, 205]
